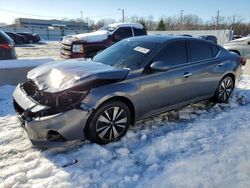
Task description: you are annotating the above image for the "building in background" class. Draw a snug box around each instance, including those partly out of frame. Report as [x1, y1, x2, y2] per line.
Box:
[14, 18, 88, 31]
[0, 18, 89, 41]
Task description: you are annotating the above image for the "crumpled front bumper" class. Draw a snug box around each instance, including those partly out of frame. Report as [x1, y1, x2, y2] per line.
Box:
[13, 84, 90, 147]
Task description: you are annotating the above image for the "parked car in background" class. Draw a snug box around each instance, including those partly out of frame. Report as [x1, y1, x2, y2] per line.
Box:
[17, 32, 41, 44]
[13, 35, 243, 147]
[198, 35, 217, 44]
[60, 23, 147, 59]
[223, 36, 250, 58]
[181, 34, 193, 37]
[0, 30, 17, 60]
[5, 32, 25, 44]
[232, 35, 242, 40]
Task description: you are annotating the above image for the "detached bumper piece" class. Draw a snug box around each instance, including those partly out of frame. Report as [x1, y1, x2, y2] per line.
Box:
[12, 84, 89, 147]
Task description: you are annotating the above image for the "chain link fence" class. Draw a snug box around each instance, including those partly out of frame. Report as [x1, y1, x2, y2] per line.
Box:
[0, 27, 233, 45]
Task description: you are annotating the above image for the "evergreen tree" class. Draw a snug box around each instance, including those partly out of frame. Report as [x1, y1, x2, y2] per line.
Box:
[157, 19, 166, 31]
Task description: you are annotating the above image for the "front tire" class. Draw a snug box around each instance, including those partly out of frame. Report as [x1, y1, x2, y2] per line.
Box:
[85, 101, 131, 144]
[214, 76, 234, 103]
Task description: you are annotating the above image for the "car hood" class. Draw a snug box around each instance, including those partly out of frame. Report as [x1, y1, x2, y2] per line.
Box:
[27, 59, 129, 93]
[63, 30, 109, 43]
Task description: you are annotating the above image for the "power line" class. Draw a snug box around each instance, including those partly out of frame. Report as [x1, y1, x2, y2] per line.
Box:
[86, 12, 120, 19]
[0, 8, 120, 20]
[0, 8, 62, 19]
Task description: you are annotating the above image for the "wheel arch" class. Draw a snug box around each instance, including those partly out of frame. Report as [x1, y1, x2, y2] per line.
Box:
[229, 50, 241, 56]
[222, 72, 235, 84]
[96, 96, 136, 125]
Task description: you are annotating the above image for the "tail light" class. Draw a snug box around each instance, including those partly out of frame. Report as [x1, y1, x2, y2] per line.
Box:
[0, 44, 13, 49]
[239, 57, 246, 65]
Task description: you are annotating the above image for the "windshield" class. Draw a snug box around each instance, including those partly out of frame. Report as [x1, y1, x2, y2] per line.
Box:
[93, 39, 159, 68]
[98, 26, 116, 32]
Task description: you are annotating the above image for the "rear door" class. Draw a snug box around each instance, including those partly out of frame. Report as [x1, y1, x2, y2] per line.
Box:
[186, 40, 221, 99]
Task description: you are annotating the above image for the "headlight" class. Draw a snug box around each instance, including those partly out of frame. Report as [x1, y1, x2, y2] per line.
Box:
[72, 44, 83, 53]
[55, 90, 89, 107]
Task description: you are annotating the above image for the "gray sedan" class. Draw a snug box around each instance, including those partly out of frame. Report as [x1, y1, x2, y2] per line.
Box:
[13, 35, 243, 147]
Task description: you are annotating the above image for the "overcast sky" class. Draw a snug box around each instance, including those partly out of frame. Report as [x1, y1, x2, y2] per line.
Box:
[0, 0, 249, 24]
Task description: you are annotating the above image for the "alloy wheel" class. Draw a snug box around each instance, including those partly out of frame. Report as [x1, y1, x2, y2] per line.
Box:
[96, 106, 128, 141]
[218, 77, 234, 102]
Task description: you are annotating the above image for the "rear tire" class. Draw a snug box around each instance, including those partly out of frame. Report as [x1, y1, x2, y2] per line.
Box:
[214, 76, 234, 103]
[85, 101, 131, 144]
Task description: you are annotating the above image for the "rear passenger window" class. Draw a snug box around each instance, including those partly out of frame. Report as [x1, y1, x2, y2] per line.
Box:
[133, 28, 146, 36]
[189, 40, 213, 62]
[155, 41, 187, 66]
[210, 44, 219, 57]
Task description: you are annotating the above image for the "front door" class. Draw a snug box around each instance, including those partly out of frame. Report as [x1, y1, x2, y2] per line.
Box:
[141, 40, 193, 114]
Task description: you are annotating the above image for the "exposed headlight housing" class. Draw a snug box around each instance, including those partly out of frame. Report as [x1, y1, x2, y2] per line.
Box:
[21, 80, 89, 108]
[72, 44, 83, 53]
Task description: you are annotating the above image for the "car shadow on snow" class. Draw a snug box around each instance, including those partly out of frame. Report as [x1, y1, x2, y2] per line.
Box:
[15, 41, 48, 48]
[15, 44, 36, 48]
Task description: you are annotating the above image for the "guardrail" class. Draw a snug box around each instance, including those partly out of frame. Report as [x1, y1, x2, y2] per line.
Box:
[0, 58, 54, 86]
[1, 27, 232, 44]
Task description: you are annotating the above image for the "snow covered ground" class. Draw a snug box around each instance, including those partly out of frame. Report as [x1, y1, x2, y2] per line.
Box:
[15, 41, 61, 59]
[1, 77, 250, 188]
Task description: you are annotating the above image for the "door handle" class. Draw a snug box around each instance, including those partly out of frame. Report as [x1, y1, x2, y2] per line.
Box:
[183, 72, 192, 78]
[218, 63, 223, 67]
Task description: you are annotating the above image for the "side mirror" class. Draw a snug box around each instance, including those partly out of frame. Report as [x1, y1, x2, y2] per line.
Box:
[247, 41, 250, 45]
[150, 61, 170, 72]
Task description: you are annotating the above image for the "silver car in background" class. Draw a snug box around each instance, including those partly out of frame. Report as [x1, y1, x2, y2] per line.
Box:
[13, 35, 243, 147]
[223, 36, 250, 58]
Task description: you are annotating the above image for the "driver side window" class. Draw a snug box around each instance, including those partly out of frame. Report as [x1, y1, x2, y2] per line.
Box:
[154, 41, 187, 67]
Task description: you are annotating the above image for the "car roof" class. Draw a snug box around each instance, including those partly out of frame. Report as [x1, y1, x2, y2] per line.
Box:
[126, 35, 195, 44]
[108, 22, 144, 29]
[199, 35, 216, 37]
[18, 32, 32, 35]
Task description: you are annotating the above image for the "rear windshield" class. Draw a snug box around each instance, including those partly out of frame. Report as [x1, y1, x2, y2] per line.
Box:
[0, 30, 13, 43]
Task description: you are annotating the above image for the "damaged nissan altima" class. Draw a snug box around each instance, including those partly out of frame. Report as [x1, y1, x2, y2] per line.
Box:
[13, 35, 243, 147]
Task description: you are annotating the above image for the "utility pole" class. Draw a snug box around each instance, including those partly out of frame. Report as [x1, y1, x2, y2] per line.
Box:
[180, 10, 184, 30]
[80, 10, 83, 31]
[118, 9, 125, 23]
[80, 11, 83, 20]
[216, 10, 220, 30]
